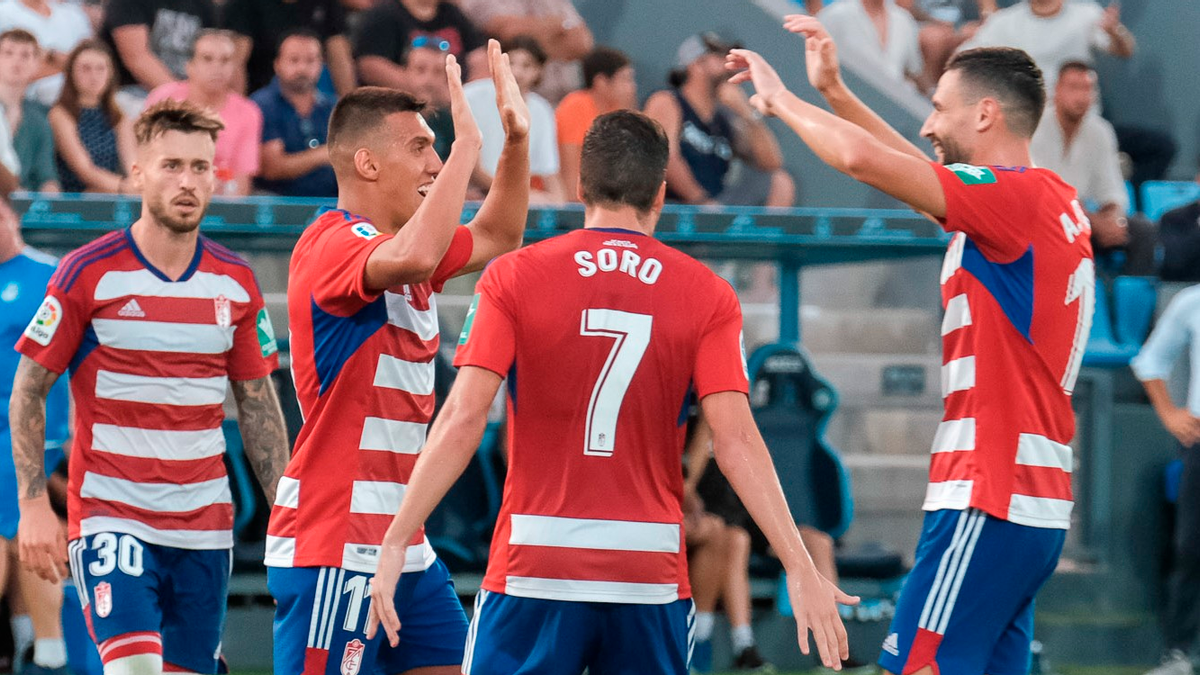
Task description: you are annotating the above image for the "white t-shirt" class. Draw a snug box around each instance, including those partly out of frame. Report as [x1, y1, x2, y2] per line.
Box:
[464, 78, 559, 177]
[960, 1, 1112, 90]
[819, 0, 923, 83]
[0, 0, 92, 105]
[1030, 106, 1128, 214]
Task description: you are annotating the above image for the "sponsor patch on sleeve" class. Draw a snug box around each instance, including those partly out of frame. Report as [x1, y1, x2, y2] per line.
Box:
[458, 293, 480, 346]
[23, 296, 62, 346]
[257, 308, 278, 357]
[945, 163, 997, 185]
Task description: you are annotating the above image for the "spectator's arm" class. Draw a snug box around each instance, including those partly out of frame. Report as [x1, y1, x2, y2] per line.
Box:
[558, 141, 580, 202]
[231, 35, 252, 94]
[38, 181, 60, 194]
[326, 36, 357, 96]
[259, 139, 329, 180]
[357, 55, 409, 89]
[49, 106, 124, 192]
[1088, 203, 1129, 249]
[111, 24, 178, 89]
[643, 90, 712, 204]
[722, 93, 783, 171]
[1098, 3, 1135, 58]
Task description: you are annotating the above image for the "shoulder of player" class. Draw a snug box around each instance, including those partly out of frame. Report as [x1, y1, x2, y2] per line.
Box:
[49, 229, 130, 292]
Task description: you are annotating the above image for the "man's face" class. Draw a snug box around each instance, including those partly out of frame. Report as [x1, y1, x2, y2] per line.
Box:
[596, 65, 637, 110]
[135, 130, 217, 234]
[508, 49, 541, 94]
[690, 52, 726, 91]
[187, 34, 236, 95]
[1055, 68, 1095, 123]
[405, 46, 449, 106]
[374, 111, 443, 226]
[921, 70, 977, 165]
[275, 36, 323, 94]
[0, 39, 38, 88]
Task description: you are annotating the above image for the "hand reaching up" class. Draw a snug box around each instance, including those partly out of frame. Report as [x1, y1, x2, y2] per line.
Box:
[489, 39, 530, 141]
[783, 14, 843, 94]
[725, 49, 789, 117]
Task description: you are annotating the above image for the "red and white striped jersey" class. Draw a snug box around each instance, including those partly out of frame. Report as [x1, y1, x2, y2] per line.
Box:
[926, 162, 1094, 530]
[456, 227, 750, 604]
[265, 209, 473, 574]
[16, 229, 279, 549]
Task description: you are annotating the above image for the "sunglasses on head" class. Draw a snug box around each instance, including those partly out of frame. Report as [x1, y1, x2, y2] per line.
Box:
[411, 35, 451, 52]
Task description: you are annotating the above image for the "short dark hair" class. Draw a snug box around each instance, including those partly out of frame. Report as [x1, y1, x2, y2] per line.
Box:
[328, 87, 425, 149]
[582, 47, 630, 88]
[276, 27, 322, 58]
[1058, 60, 1095, 80]
[187, 28, 236, 61]
[580, 111, 668, 213]
[135, 99, 224, 146]
[945, 47, 1045, 138]
[0, 28, 38, 49]
[503, 35, 547, 66]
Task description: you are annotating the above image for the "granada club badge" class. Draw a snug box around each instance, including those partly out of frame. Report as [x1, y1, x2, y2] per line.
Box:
[341, 639, 365, 675]
[94, 581, 113, 618]
[214, 295, 232, 329]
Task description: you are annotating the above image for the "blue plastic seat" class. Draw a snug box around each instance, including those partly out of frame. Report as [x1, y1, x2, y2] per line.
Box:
[1112, 276, 1157, 346]
[1083, 278, 1142, 367]
[1140, 181, 1200, 222]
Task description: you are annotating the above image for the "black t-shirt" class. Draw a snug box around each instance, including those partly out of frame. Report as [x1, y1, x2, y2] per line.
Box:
[103, 0, 217, 87]
[223, 0, 346, 93]
[352, 0, 484, 66]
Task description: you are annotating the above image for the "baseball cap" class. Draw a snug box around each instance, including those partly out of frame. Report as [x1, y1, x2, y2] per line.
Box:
[675, 31, 739, 69]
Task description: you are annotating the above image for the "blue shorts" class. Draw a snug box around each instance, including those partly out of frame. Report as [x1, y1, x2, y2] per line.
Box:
[878, 509, 1065, 675]
[269, 559, 468, 675]
[68, 533, 231, 673]
[463, 590, 696, 675]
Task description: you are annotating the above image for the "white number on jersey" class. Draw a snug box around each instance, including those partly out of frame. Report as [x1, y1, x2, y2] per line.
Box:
[1061, 257, 1095, 394]
[579, 309, 653, 456]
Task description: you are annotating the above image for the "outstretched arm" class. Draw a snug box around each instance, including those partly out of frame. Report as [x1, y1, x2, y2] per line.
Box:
[727, 48, 946, 218]
[783, 15, 929, 161]
[458, 40, 532, 275]
[700, 391, 858, 670]
[230, 376, 290, 506]
[366, 366, 502, 645]
[10, 356, 68, 582]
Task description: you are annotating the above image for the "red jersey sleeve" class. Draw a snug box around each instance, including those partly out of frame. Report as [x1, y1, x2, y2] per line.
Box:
[931, 162, 1031, 261]
[227, 277, 280, 381]
[308, 218, 394, 315]
[453, 259, 515, 377]
[15, 280, 90, 375]
[430, 226, 474, 293]
[693, 278, 750, 399]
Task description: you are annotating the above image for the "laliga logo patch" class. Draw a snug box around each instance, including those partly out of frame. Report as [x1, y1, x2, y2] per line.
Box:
[214, 295, 232, 329]
[23, 296, 62, 346]
[352, 223, 382, 240]
[341, 638, 365, 675]
[94, 581, 113, 618]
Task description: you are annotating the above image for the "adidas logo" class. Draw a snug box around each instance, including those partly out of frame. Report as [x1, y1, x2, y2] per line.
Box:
[882, 633, 900, 657]
[118, 299, 145, 318]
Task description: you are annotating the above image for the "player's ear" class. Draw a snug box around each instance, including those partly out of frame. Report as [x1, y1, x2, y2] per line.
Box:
[653, 181, 667, 212]
[354, 147, 379, 181]
[975, 97, 1001, 133]
[575, 177, 584, 203]
[130, 162, 144, 192]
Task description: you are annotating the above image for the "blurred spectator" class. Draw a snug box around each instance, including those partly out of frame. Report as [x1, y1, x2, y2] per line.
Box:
[556, 46, 635, 200]
[464, 35, 561, 203]
[1031, 61, 1156, 275]
[0, 0, 92, 106]
[145, 29, 262, 196]
[1158, 172, 1200, 283]
[458, 0, 591, 104]
[250, 29, 334, 197]
[223, 0, 355, 96]
[819, 0, 924, 89]
[895, 0, 993, 85]
[0, 29, 58, 192]
[102, 0, 216, 96]
[402, 41, 455, 161]
[49, 40, 134, 193]
[1131, 286, 1200, 675]
[352, 0, 486, 90]
[644, 33, 794, 207]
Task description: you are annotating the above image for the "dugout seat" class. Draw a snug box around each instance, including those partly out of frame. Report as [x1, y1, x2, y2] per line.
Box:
[1083, 277, 1157, 367]
[1140, 180, 1200, 222]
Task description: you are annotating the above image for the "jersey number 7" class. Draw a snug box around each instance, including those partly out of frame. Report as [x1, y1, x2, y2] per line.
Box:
[580, 309, 653, 457]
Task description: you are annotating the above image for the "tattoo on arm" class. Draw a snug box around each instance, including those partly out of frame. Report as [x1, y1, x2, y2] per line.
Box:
[10, 357, 61, 500]
[231, 376, 291, 506]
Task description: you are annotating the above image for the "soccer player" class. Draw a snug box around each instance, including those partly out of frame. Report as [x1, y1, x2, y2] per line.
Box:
[726, 17, 1094, 675]
[10, 99, 291, 675]
[0, 199, 71, 675]
[364, 110, 857, 674]
[264, 40, 530, 675]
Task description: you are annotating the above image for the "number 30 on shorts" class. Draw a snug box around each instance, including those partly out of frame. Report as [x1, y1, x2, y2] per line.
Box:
[88, 533, 145, 577]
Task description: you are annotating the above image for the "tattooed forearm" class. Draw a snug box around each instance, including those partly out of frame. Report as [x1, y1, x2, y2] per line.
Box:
[10, 357, 61, 501]
[231, 376, 290, 505]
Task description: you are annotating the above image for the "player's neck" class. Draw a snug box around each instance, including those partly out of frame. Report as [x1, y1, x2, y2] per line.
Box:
[0, 228, 23, 265]
[335, 188, 400, 235]
[130, 217, 200, 281]
[968, 141, 1032, 169]
[583, 206, 656, 236]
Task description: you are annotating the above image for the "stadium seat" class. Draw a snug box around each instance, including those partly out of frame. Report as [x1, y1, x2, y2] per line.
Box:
[1112, 276, 1158, 347]
[1139, 180, 1200, 222]
[1083, 278, 1142, 367]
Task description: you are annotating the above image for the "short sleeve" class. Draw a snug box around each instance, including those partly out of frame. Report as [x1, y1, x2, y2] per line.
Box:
[308, 219, 395, 313]
[555, 93, 589, 147]
[15, 281, 89, 375]
[227, 278, 279, 381]
[693, 279, 750, 399]
[453, 261, 516, 377]
[104, 0, 151, 30]
[430, 226, 474, 292]
[930, 162, 1030, 261]
[352, 5, 403, 60]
